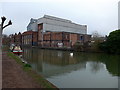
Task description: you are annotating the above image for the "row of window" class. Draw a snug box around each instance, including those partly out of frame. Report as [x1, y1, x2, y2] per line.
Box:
[22, 35, 32, 39]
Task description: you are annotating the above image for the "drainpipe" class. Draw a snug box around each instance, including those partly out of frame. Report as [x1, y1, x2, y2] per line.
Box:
[32, 33, 33, 46]
[37, 32, 38, 46]
[42, 31, 43, 47]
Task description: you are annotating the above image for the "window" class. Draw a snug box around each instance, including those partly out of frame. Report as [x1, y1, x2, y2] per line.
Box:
[66, 35, 68, 39]
[80, 36, 84, 40]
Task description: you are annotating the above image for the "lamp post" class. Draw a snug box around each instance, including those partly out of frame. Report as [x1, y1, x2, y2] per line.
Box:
[0, 16, 12, 48]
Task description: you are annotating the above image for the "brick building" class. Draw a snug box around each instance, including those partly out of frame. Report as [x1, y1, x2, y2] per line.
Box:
[11, 15, 91, 48]
[2, 35, 11, 45]
[42, 31, 91, 48]
[22, 31, 38, 46]
[9, 34, 15, 44]
[15, 32, 22, 45]
[9, 32, 22, 45]
[43, 32, 71, 48]
[27, 15, 91, 48]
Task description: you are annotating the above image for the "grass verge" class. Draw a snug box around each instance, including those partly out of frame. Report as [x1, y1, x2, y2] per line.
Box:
[7, 52, 58, 89]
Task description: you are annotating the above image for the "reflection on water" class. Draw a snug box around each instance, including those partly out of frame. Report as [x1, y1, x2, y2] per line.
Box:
[22, 47, 119, 88]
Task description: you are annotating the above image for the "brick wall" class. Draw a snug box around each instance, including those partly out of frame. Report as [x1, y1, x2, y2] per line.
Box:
[10, 32, 22, 45]
[38, 24, 43, 46]
[12, 29, 91, 48]
[84, 34, 91, 42]
[51, 32, 62, 41]
[22, 31, 38, 46]
[43, 32, 71, 47]
[63, 41, 71, 47]
[70, 33, 77, 46]
[9, 34, 15, 44]
[63, 32, 70, 41]
[38, 23, 43, 30]
[33, 32, 38, 46]
[43, 32, 51, 41]
[42, 32, 90, 48]
[43, 41, 51, 47]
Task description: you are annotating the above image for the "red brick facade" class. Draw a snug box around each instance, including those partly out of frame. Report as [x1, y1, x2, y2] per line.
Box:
[9, 32, 22, 45]
[22, 31, 38, 46]
[9, 34, 15, 44]
[10, 30, 91, 48]
[38, 24, 43, 46]
[41, 31, 91, 48]
[10, 23, 91, 48]
[42, 32, 71, 48]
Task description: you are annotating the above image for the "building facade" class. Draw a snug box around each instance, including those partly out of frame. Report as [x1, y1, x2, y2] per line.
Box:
[10, 15, 91, 48]
[9, 32, 22, 46]
[42, 31, 91, 48]
[27, 15, 87, 34]
[22, 31, 38, 46]
[27, 15, 90, 48]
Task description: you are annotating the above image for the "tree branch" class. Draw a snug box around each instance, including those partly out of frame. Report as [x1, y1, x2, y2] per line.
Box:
[2, 20, 12, 29]
[1, 16, 6, 27]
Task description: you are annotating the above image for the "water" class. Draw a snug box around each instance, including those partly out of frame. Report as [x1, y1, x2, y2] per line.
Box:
[22, 47, 119, 88]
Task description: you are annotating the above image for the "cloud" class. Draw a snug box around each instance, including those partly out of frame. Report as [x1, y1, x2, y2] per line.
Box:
[1, 0, 119, 35]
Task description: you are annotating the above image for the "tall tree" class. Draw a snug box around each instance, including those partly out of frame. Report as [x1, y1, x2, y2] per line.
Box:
[99, 29, 120, 54]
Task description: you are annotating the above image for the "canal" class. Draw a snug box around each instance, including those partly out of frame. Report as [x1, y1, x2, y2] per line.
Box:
[22, 47, 119, 88]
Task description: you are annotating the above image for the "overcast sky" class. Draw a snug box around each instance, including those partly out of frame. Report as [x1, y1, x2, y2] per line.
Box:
[0, 0, 119, 36]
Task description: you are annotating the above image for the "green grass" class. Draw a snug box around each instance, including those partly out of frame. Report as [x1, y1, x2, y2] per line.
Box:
[7, 52, 58, 89]
[7, 52, 23, 65]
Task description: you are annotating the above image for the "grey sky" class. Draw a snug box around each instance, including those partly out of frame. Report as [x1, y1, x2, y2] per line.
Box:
[0, 0, 119, 36]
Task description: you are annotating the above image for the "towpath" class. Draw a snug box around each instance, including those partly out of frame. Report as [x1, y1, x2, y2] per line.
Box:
[2, 51, 42, 88]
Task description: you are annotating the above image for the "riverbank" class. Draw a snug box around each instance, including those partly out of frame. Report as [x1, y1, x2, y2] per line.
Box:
[29, 46, 103, 53]
[2, 49, 58, 89]
[34, 46, 74, 51]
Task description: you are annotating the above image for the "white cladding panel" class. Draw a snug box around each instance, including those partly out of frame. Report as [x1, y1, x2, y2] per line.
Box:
[37, 18, 46, 24]
[27, 22, 38, 31]
[41, 17, 87, 34]
[43, 15, 71, 23]
[28, 15, 87, 34]
[43, 23, 87, 34]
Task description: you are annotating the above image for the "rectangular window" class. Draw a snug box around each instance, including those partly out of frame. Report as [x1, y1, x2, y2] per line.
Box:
[80, 36, 84, 40]
[66, 35, 68, 39]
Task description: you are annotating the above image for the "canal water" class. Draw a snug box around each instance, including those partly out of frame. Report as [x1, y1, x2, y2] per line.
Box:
[22, 47, 119, 88]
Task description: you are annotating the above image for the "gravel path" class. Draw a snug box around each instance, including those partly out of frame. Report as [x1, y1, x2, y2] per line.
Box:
[2, 52, 42, 88]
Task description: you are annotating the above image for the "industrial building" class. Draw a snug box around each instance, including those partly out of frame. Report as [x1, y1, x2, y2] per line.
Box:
[27, 15, 87, 34]
[11, 15, 91, 48]
[26, 15, 91, 48]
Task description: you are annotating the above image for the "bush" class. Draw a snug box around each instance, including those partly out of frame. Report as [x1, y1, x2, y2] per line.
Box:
[73, 42, 84, 51]
[99, 30, 120, 54]
[24, 64, 31, 67]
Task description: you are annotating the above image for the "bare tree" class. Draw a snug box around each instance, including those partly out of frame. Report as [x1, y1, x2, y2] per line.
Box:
[0, 16, 12, 48]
